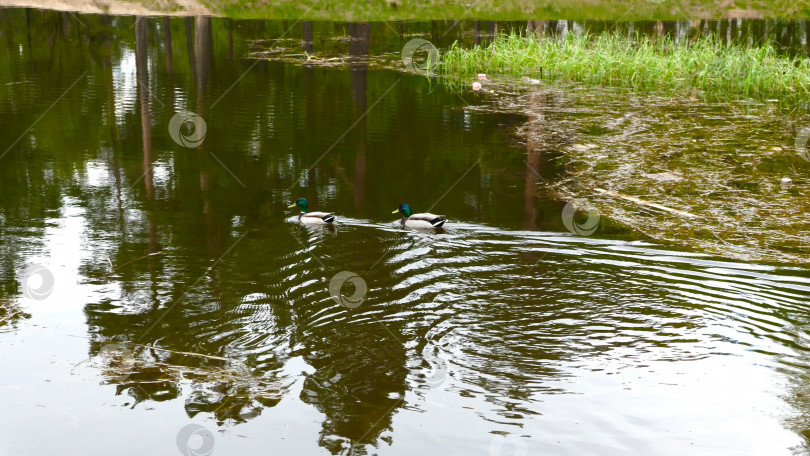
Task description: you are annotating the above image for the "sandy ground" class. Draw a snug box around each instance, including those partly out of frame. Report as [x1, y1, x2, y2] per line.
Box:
[0, 0, 211, 16]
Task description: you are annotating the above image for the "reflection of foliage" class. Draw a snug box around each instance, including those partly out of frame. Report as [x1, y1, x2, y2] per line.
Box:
[0, 297, 31, 332]
[90, 342, 284, 422]
[299, 329, 408, 451]
[184, 360, 283, 424]
[784, 377, 810, 453]
[114, 367, 183, 403]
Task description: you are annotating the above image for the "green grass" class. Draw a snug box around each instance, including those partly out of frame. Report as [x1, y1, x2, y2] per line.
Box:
[206, 0, 810, 20]
[440, 31, 810, 105]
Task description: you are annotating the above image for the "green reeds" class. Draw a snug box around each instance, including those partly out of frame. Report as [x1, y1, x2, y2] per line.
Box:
[440, 31, 810, 105]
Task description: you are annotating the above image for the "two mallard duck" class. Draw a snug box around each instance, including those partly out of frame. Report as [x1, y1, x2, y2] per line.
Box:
[288, 198, 446, 228]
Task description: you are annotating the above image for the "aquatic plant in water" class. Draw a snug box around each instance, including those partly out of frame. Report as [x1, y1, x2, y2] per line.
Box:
[441, 31, 810, 106]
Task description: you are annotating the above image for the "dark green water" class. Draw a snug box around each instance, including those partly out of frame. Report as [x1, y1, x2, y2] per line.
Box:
[1, 9, 810, 456]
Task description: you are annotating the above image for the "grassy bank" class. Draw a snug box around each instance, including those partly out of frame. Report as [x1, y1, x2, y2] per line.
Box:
[441, 32, 810, 105]
[208, 0, 810, 20]
[3, 0, 810, 20]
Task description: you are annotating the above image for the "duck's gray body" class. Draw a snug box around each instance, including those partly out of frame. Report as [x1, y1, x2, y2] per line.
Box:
[299, 211, 335, 225]
[400, 213, 446, 228]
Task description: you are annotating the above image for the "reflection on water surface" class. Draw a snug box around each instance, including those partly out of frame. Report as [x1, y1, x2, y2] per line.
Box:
[1, 9, 810, 456]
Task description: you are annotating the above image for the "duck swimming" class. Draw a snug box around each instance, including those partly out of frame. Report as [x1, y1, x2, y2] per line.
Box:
[392, 203, 446, 228]
[288, 198, 336, 224]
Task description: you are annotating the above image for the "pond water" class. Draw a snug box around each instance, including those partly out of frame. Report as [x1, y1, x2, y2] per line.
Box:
[1, 9, 810, 456]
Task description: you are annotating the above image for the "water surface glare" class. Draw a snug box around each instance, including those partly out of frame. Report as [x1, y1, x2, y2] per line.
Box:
[1, 10, 810, 456]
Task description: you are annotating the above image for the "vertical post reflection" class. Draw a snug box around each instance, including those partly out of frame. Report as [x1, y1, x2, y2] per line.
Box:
[135, 17, 154, 203]
[193, 16, 220, 257]
[194, 15, 214, 98]
[301, 21, 314, 54]
[524, 91, 543, 230]
[163, 17, 173, 74]
[184, 16, 196, 80]
[101, 14, 125, 230]
[135, 16, 161, 294]
[528, 20, 549, 38]
[348, 23, 370, 215]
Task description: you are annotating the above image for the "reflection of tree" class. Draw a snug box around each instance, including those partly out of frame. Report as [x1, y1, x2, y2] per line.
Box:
[348, 23, 370, 216]
[785, 379, 810, 453]
[87, 340, 283, 424]
[0, 9, 97, 309]
[298, 316, 408, 452]
[806, 21, 810, 54]
[0, 297, 30, 331]
[487, 20, 498, 40]
[527, 20, 549, 38]
[185, 17, 196, 79]
[227, 19, 234, 60]
[523, 92, 543, 230]
[136, 17, 154, 202]
[12, 10, 810, 453]
[0, 12, 544, 453]
[61, 11, 71, 38]
[135, 17, 161, 315]
[302, 21, 314, 54]
[194, 16, 225, 259]
[195, 16, 214, 94]
[163, 17, 174, 74]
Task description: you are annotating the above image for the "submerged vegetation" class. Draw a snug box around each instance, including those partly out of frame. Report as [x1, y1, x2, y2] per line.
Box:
[441, 31, 810, 106]
[488, 86, 810, 263]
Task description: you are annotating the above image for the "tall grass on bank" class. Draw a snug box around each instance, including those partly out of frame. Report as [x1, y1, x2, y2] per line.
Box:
[441, 32, 810, 104]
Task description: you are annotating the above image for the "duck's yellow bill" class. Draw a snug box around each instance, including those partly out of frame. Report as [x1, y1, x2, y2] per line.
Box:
[288, 204, 297, 209]
[391, 209, 400, 214]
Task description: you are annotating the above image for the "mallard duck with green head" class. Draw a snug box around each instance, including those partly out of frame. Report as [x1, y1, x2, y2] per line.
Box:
[289, 198, 335, 225]
[392, 203, 446, 228]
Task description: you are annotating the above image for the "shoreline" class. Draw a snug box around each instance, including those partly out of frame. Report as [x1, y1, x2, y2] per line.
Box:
[0, 0, 210, 16]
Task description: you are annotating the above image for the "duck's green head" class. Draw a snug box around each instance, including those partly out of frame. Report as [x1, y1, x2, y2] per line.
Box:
[288, 198, 308, 213]
[392, 203, 412, 217]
